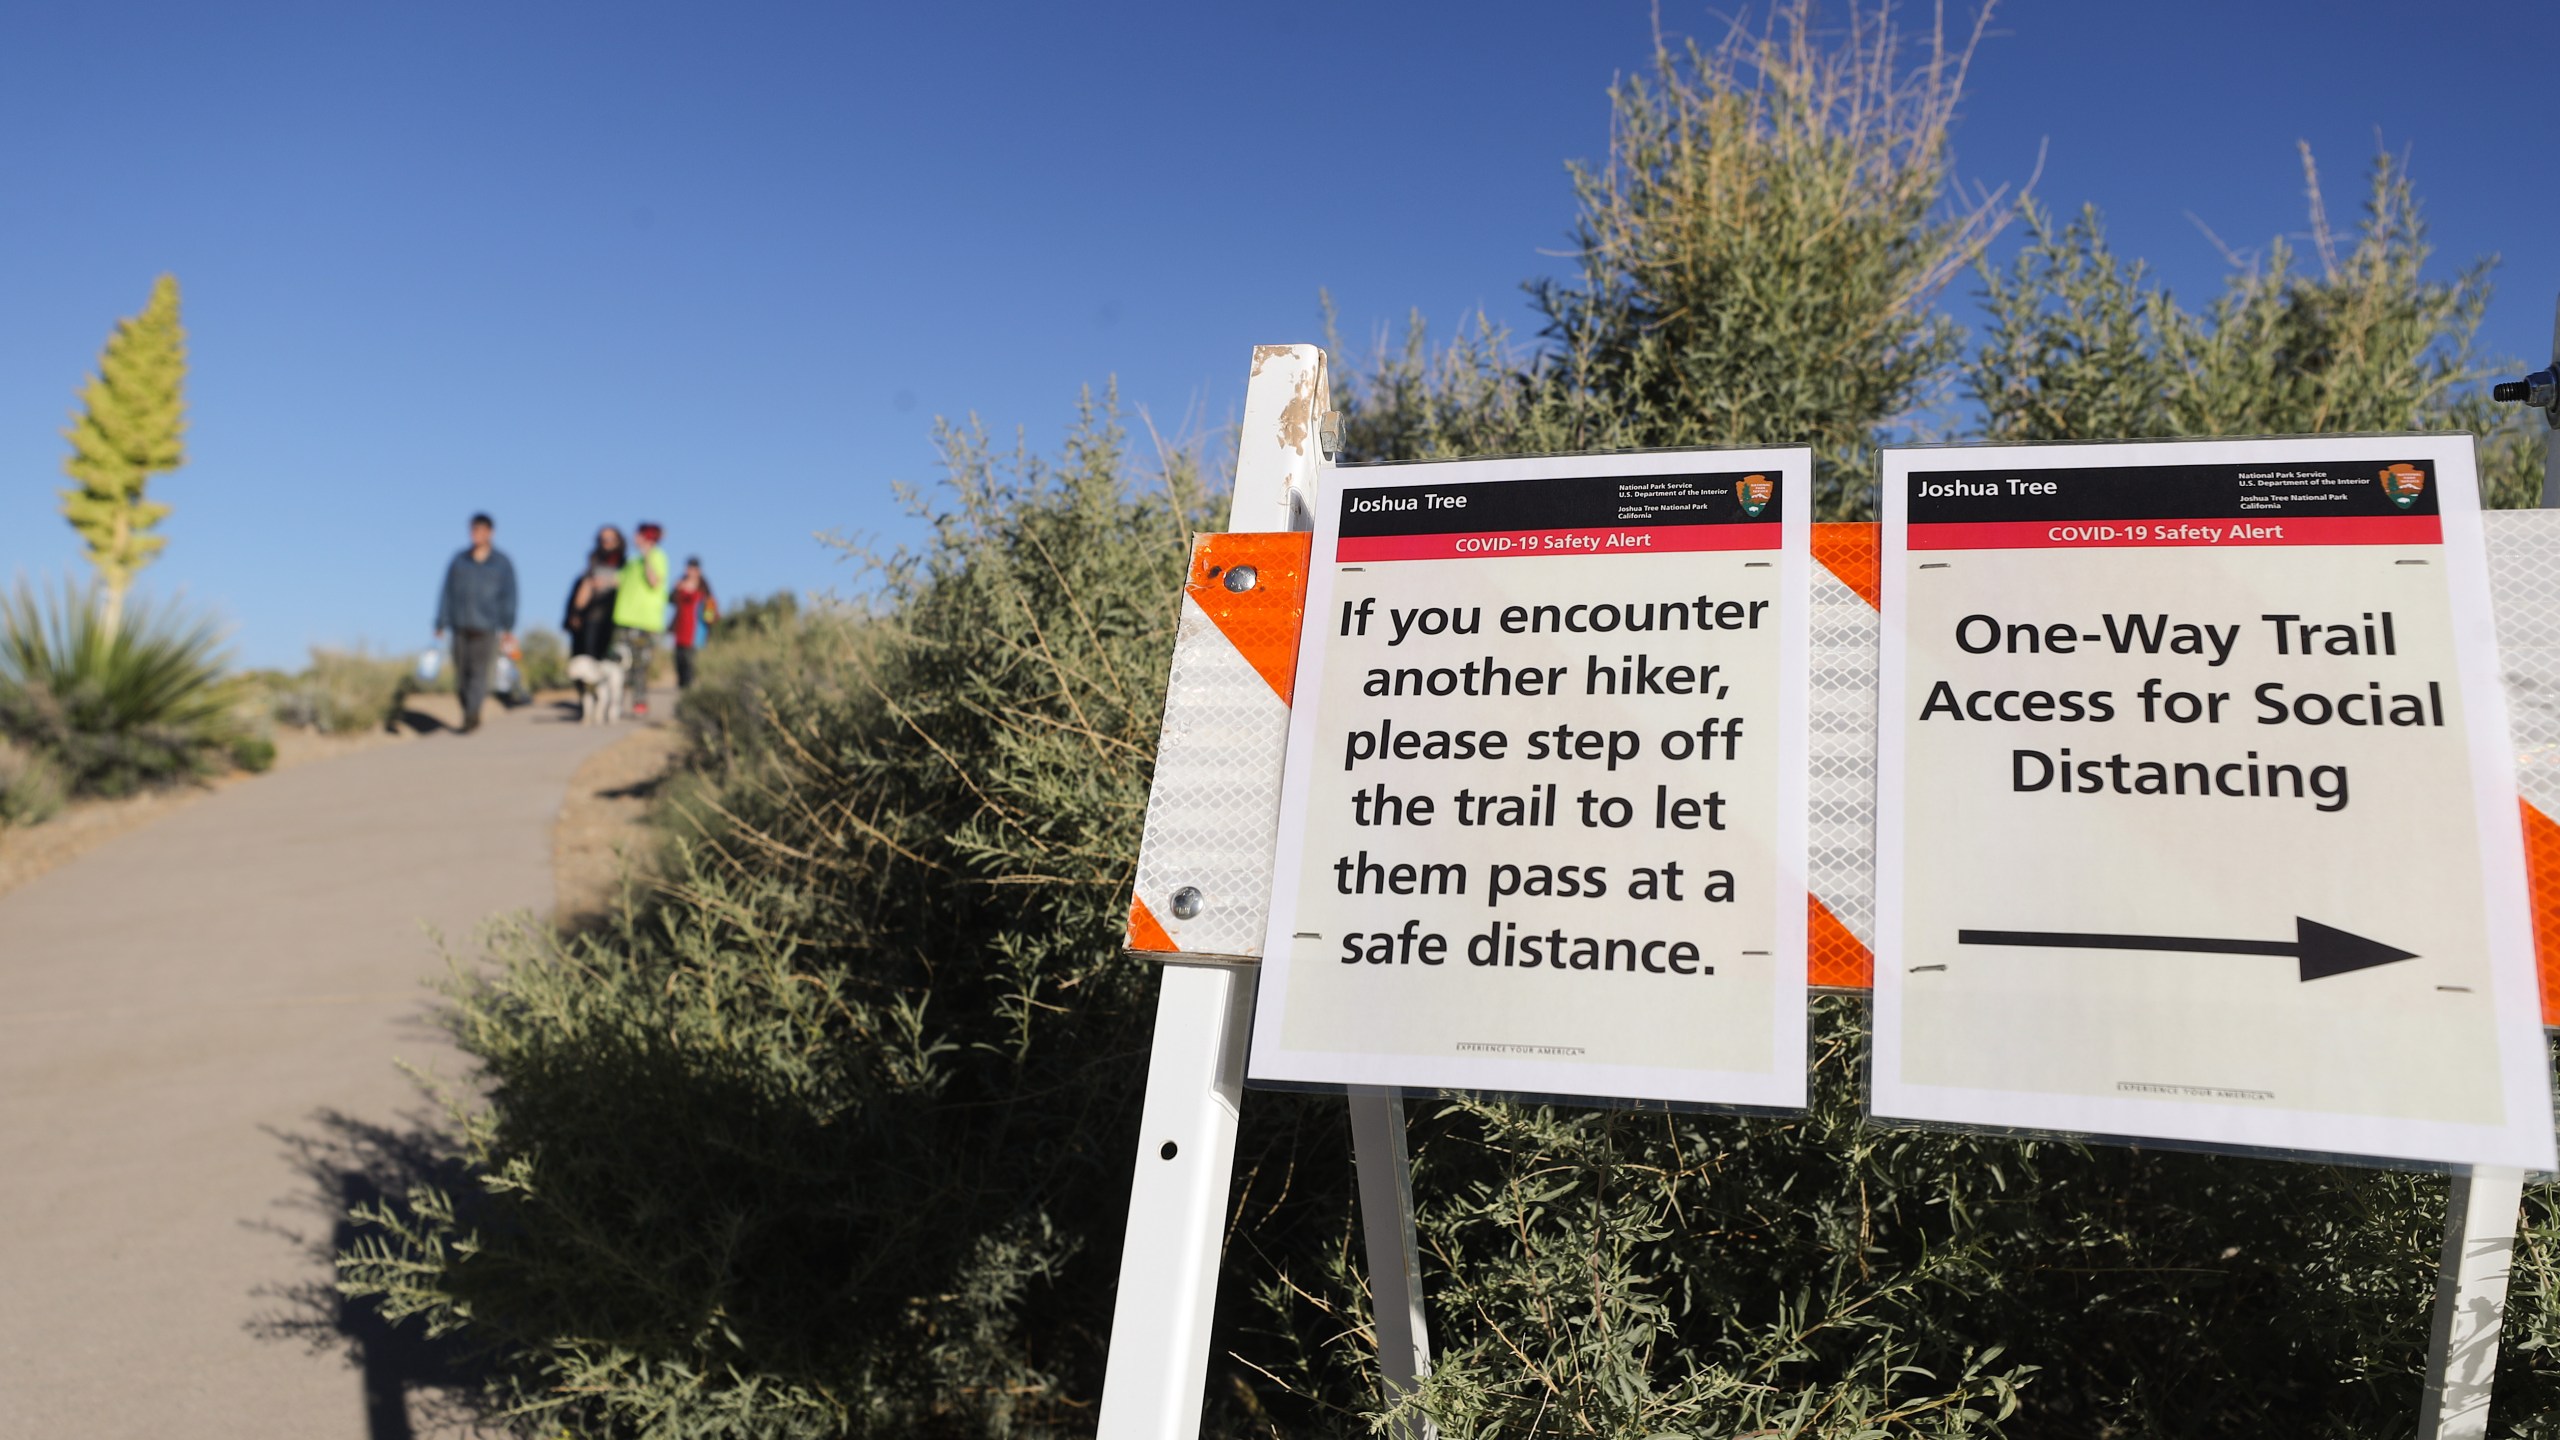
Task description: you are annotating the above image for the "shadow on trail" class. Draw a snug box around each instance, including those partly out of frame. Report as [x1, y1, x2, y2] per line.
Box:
[249, 1111, 494, 1440]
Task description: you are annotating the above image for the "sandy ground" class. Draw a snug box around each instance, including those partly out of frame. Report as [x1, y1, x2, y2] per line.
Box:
[0, 697, 621, 1438]
[0, 724, 402, 900]
[549, 704, 687, 923]
[0, 688, 665, 906]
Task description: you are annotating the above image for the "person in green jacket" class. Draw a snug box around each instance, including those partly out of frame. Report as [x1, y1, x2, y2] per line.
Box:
[613, 521, 672, 717]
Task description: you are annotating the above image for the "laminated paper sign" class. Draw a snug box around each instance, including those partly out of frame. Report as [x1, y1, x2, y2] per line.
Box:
[1250, 451, 1811, 1108]
[1874, 436, 2557, 1169]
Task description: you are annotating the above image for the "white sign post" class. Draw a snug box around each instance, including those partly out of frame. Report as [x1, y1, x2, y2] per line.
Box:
[1101, 346, 1444, 1439]
[1251, 451, 1813, 1107]
[2418, 1162, 2527, 1438]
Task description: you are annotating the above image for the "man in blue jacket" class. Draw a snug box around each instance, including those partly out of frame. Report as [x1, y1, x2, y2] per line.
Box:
[433, 512, 518, 734]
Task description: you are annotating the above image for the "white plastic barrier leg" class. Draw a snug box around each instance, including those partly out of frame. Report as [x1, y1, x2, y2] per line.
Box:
[1095, 962, 1258, 1438]
[1098, 345, 1345, 1438]
[1349, 1087, 1435, 1439]
[2417, 1165, 2527, 1440]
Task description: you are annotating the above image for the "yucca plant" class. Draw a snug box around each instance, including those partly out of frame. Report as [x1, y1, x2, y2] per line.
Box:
[0, 579, 263, 797]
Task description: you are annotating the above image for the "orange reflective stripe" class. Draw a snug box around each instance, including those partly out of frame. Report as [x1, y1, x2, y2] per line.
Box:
[1808, 893, 1874, 990]
[1189, 532, 1312, 706]
[2518, 799, 2560, 1025]
[1813, 522, 1881, 610]
[1127, 894, 1177, 953]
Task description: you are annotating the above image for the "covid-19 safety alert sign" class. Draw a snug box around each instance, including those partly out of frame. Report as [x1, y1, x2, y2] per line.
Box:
[1249, 450, 1811, 1108]
[1874, 436, 2557, 1169]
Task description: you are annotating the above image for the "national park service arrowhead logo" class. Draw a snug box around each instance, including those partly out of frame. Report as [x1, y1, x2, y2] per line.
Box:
[1739, 474, 1774, 518]
[2379, 463, 2427, 509]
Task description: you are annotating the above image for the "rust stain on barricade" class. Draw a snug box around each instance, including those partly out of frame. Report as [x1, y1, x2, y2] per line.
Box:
[1274, 369, 1316, 455]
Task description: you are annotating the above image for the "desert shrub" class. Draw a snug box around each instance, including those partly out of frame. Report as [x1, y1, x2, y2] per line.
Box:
[341, 395, 1219, 1437]
[1338, 27, 2535, 521]
[519, 628, 570, 692]
[0, 739, 68, 827]
[1968, 149, 2544, 506]
[271, 648, 411, 734]
[671, 598, 871, 785]
[717, 590, 803, 639]
[0, 579, 255, 796]
[1333, 0, 2017, 520]
[1350, 1009, 2560, 1439]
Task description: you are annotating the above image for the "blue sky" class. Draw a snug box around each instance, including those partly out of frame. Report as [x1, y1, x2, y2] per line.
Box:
[1, 2, 2552, 669]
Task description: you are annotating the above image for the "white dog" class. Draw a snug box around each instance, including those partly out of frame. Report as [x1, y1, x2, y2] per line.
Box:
[567, 651, 627, 726]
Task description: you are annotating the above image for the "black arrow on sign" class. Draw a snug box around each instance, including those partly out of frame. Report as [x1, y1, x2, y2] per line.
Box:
[1956, 917, 2417, 983]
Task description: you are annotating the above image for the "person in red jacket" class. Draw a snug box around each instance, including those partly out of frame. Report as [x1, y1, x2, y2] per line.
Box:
[671, 556, 719, 690]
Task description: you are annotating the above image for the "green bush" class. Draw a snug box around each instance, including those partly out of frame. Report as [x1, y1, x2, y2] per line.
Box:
[1336, 30, 2536, 522]
[0, 579, 255, 797]
[672, 597, 869, 782]
[519, 628, 570, 692]
[1967, 153, 2544, 507]
[1332, 3, 2015, 520]
[714, 590, 803, 640]
[227, 730, 275, 773]
[0, 739, 67, 827]
[271, 648, 410, 734]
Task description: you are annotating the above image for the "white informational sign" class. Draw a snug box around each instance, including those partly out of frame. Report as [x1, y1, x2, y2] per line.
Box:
[1874, 436, 2557, 1169]
[1249, 450, 1812, 1108]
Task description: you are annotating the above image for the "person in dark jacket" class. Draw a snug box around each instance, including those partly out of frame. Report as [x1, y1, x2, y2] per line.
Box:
[433, 512, 519, 734]
[563, 524, 625, 661]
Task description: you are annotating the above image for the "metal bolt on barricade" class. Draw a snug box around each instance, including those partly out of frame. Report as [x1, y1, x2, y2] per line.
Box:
[2490, 293, 2560, 507]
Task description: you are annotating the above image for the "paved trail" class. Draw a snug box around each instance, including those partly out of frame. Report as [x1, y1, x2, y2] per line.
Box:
[0, 703, 623, 1438]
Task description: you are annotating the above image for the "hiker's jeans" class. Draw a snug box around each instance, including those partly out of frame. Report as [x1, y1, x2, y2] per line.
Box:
[453, 628, 497, 726]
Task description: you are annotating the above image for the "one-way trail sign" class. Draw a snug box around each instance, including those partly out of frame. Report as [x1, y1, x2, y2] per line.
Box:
[1874, 434, 2555, 1171]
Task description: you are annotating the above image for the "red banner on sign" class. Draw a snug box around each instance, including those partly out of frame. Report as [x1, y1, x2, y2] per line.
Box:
[1908, 514, 2441, 551]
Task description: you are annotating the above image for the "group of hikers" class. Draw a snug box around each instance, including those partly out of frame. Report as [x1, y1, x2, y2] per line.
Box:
[431, 512, 719, 732]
